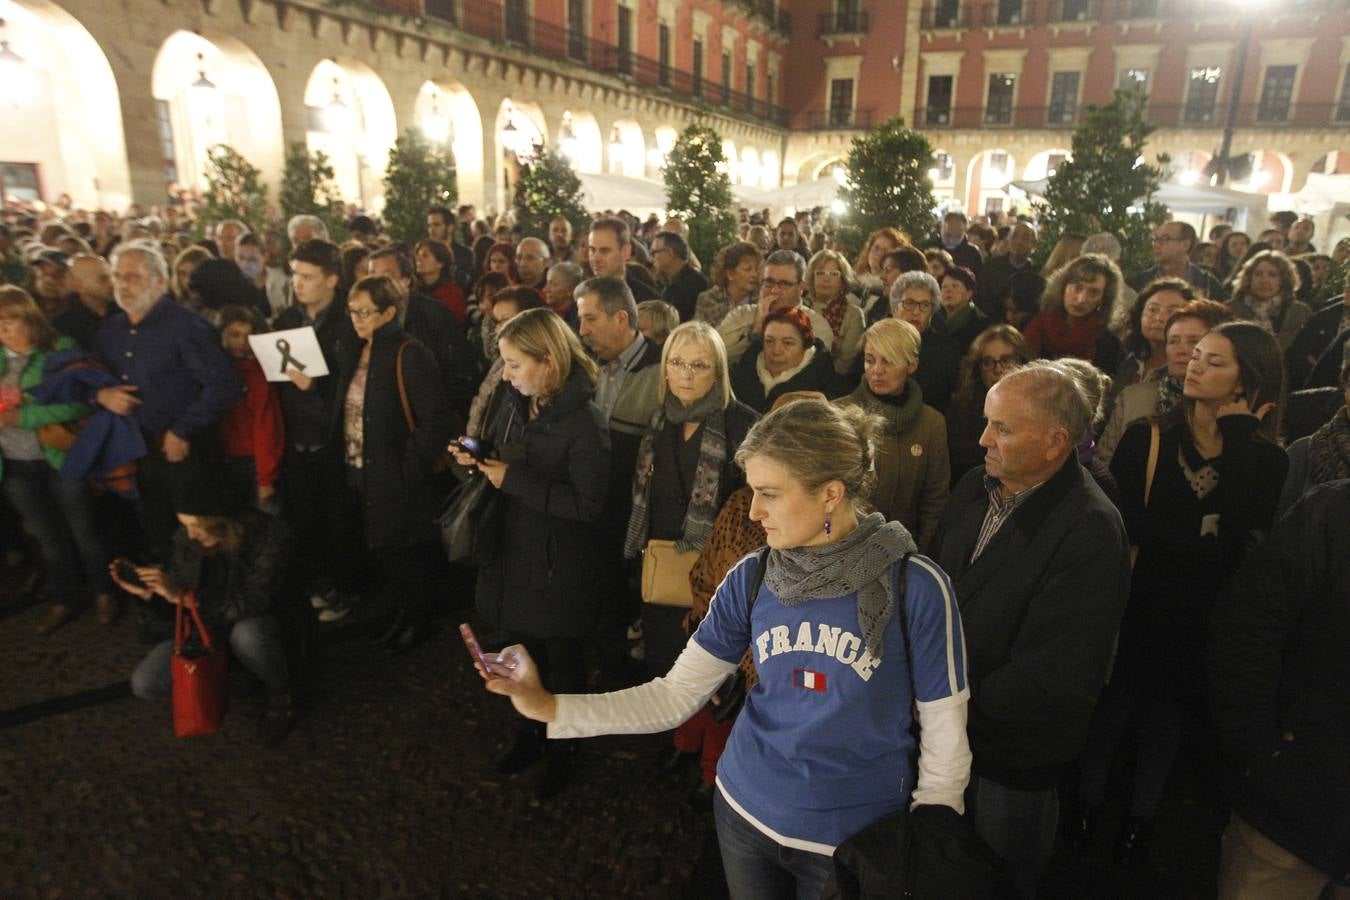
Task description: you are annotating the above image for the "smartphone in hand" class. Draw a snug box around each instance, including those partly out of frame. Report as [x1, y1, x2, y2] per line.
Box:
[459, 623, 496, 678]
[114, 558, 146, 590]
[454, 438, 486, 462]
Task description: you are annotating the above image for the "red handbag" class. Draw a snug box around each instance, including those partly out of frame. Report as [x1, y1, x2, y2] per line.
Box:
[171, 590, 227, 738]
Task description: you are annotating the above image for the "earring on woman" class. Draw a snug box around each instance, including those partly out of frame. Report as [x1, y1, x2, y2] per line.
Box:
[824, 515, 832, 538]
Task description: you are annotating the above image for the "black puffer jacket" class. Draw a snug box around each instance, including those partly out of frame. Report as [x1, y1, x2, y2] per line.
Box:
[476, 366, 611, 639]
[167, 512, 293, 630]
[729, 337, 837, 413]
[334, 321, 453, 548]
[1209, 480, 1350, 885]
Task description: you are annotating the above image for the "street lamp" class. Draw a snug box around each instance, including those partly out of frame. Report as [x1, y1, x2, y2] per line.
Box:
[323, 76, 353, 136]
[422, 90, 451, 145]
[0, 18, 37, 108]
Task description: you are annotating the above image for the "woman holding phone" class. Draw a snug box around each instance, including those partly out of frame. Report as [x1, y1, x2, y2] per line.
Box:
[452, 307, 610, 802]
[475, 398, 971, 899]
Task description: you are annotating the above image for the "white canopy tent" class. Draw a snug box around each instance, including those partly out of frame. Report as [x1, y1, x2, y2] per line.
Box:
[734, 177, 841, 214]
[576, 172, 671, 218]
[1007, 179, 1269, 230]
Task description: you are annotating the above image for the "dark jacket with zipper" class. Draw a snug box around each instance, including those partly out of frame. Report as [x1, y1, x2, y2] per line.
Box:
[166, 512, 293, 630]
[333, 321, 452, 549]
[475, 366, 611, 639]
[932, 456, 1130, 789]
[729, 337, 837, 413]
[1209, 480, 1350, 886]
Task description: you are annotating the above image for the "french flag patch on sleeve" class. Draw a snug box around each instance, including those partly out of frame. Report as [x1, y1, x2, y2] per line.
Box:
[792, 668, 828, 692]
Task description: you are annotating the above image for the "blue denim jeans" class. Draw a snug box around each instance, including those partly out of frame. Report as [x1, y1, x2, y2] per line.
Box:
[130, 614, 290, 700]
[966, 775, 1059, 900]
[713, 789, 834, 900]
[1, 458, 111, 606]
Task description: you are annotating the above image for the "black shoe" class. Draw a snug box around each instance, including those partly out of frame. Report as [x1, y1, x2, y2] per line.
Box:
[1068, 802, 1099, 852]
[1115, 816, 1152, 867]
[497, 727, 546, 776]
[533, 743, 575, 801]
[686, 782, 715, 813]
[258, 692, 297, 748]
[656, 746, 698, 777]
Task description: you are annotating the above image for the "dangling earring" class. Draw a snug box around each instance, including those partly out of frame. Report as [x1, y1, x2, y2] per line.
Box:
[824, 515, 832, 538]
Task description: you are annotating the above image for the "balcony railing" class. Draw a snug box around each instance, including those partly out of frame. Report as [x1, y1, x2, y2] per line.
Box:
[805, 108, 875, 129]
[920, 0, 1346, 28]
[818, 10, 871, 35]
[398, 1, 788, 127]
[914, 102, 1350, 129]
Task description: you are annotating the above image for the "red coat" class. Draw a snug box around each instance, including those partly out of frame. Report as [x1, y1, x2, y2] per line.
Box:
[220, 356, 285, 488]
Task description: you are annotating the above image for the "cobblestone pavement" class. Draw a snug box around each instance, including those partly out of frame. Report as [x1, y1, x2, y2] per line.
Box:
[0, 568, 1224, 899]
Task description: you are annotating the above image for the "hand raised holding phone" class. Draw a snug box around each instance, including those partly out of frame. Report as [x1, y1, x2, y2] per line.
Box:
[461, 624, 556, 723]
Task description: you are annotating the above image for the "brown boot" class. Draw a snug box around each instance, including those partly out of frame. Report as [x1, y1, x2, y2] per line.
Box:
[35, 604, 73, 635]
[95, 593, 119, 625]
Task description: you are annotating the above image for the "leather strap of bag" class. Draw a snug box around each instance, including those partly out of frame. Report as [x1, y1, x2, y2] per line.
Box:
[395, 339, 416, 433]
[747, 547, 769, 618]
[1144, 421, 1160, 509]
[174, 590, 214, 653]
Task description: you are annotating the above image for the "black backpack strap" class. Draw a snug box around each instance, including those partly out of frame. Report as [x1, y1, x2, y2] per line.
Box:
[747, 547, 770, 620]
[893, 552, 914, 687]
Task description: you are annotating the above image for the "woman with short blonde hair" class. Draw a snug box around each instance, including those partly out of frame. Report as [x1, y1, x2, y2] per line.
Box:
[495, 306, 599, 398]
[837, 318, 950, 550]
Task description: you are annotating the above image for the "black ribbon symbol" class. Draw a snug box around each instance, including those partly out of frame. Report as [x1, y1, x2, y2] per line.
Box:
[276, 338, 306, 375]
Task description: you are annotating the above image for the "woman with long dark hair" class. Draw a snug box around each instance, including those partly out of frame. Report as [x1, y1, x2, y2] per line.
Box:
[1075, 321, 1288, 866]
[944, 324, 1033, 484]
[1023, 253, 1126, 373]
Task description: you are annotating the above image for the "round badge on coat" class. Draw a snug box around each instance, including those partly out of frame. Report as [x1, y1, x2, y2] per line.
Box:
[910, 443, 923, 457]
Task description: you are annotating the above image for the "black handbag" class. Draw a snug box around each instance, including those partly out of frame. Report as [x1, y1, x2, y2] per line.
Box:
[435, 472, 502, 567]
[709, 547, 769, 723]
[821, 554, 1016, 900]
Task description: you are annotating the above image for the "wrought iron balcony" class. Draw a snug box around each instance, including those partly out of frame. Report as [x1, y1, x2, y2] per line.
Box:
[818, 10, 870, 35]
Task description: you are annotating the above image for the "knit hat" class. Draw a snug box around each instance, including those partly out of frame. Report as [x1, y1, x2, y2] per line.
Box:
[944, 265, 977, 295]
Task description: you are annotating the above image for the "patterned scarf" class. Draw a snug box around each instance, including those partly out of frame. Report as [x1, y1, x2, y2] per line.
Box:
[480, 316, 499, 363]
[764, 512, 916, 662]
[818, 292, 851, 342]
[1155, 373, 1184, 416]
[1308, 406, 1350, 485]
[1244, 295, 1281, 335]
[623, 391, 728, 558]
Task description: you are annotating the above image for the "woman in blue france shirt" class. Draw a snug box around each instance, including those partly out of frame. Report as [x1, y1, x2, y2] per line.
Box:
[479, 397, 971, 900]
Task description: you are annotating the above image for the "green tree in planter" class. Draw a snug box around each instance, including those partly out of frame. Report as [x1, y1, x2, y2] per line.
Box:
[514, 147, 589, 242]
[381, 128, 457, 244]
[1033, 91, 1168, 277]
[663, 124, 737, 269]
[835, 118, 937, 259]
[279, 142, 346, 246]
[196, 144, 268, 237]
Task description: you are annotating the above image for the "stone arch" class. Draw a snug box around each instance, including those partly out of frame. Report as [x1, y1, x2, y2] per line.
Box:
[760, 149, 782, 189]
[303, 58, 397, 211]
[1243, 150, 1293, 195]
[0, 0, 131, 207]
[1023, 148, 1072, 181]
[494, 98, 546, 208]
[558, 110, 603, 175]
[739, 146, 761, 189]
[965, 149, 1016, 216]
[151, 30, 284, 198]
[414, 79, 484, 209]
[647, 125, 679, 179]
[609, 118, 644, 178]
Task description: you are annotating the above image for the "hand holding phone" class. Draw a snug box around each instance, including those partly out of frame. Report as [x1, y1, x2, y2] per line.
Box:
[460, 623, 497, 678]
[454, 437, 485, 461]
[114, 558, 146, 590]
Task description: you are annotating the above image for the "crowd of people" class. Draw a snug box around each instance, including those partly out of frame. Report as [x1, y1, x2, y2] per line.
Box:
[1, 196, 1348, 898]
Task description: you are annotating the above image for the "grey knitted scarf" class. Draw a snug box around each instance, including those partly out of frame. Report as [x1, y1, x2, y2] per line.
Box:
[764, 512, 916, 661]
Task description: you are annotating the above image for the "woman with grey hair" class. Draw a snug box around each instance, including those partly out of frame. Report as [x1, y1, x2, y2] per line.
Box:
[478, 398, 972, 900]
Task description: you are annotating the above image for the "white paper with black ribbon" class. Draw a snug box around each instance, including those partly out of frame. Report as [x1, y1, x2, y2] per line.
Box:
[247, 326, 330, 382]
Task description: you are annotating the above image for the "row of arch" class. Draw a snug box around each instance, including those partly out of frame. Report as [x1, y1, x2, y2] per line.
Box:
[0, 0, 783, 213]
